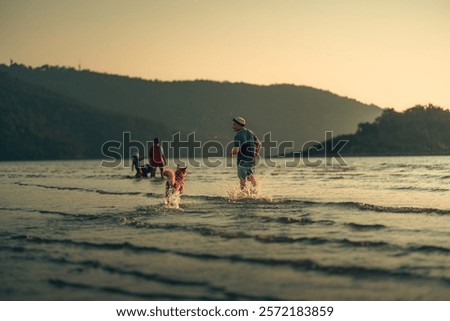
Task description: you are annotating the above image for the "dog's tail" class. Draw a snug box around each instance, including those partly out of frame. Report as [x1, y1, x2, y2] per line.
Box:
[162, 169, 175, 186]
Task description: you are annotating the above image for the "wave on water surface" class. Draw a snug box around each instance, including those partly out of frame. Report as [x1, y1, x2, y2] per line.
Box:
[7, 234, 450, 288]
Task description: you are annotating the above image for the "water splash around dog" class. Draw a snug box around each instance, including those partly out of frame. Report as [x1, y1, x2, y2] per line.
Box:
[164, 191, 182, 209]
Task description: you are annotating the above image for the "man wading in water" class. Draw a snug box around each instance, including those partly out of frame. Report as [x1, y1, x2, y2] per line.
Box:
[230, 117, 261, 191]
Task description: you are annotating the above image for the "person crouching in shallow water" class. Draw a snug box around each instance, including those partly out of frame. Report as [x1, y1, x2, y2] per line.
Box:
[132, 152, 143, 177]
[230, 117, 261, 191]
[131, 152, 151, 178]
[149, 137, 166, 178]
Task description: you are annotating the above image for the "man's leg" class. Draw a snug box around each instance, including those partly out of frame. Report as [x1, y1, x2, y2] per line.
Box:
[247, 175, 257, 187]
[240, 179, 246, 190]
[150, 166, 156, 177]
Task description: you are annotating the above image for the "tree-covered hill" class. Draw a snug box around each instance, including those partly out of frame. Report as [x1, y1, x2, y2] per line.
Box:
[307, 105, 450, 156]
[0, 72, 170, 161]
[0, 64, 383, 152]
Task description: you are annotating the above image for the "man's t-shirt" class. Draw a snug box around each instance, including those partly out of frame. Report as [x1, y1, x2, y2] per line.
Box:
[234, 128, 259, 165]
[149, 145, 165, 167]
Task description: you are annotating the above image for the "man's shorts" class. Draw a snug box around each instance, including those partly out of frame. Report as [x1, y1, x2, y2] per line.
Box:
[237, 161, 255, 180]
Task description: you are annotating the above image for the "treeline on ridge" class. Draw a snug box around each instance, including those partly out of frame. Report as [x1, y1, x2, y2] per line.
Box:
[0, 63, 383, 152]
[309, 105, 450, 156]
[0, 72, 170, 161]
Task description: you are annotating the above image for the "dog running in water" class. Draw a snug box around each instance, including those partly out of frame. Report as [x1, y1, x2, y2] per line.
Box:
[162, 165, 188, 205]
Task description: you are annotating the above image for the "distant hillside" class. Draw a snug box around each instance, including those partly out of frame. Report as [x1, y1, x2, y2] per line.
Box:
[0, 64, 383, 153]
[0, 72, 170, 161]
[305, 105, 450, 156]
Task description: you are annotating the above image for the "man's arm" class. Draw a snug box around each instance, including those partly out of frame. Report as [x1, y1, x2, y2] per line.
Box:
[230, 146, 240, 157]
[160, 146, 166, 165]
[255, 140, 261, 156]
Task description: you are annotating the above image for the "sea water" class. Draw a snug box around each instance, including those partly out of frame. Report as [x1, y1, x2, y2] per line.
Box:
[0, 156, 449, 300]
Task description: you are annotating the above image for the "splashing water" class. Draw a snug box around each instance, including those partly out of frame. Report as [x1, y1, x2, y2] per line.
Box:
[226, 181, 273, 202]
[164, 191, 182, 209]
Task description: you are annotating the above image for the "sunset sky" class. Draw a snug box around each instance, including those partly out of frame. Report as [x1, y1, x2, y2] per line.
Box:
[1, 0, 449, 110]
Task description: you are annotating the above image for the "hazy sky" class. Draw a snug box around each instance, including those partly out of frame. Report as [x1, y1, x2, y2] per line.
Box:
[1, 0, 449, 110]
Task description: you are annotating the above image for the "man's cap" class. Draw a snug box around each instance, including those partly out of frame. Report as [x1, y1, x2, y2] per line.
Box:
[233, 117, 246, 126]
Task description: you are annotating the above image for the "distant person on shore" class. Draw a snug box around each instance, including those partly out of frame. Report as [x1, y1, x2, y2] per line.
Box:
[149, 137, 167, 178]
[131, 152, 150, 178]
[230, 117, 261, 191]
